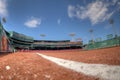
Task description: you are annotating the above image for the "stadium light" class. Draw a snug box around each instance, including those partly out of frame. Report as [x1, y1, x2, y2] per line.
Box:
[2, 17, 6, 23]
[89, 29, 94, 44]
[40, 34, 46, 43]
[69, 33, 75, 42]
[0, 17, 6, 24]
[109, 18, 117, 38]
[40, 34, 46, 38]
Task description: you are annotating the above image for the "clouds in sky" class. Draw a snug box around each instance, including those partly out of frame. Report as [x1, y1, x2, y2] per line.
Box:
[0, 0, 7, 17]
[68, 0, 119, 25]
[24, 17, 41, 28]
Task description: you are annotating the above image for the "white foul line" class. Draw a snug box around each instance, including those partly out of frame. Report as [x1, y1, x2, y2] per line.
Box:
[36, 53, 120, 80]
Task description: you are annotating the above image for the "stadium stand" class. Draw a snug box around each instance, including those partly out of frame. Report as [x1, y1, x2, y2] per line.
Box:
[0, 21, 83, 51]
[2, 19, 120, 51]
[33, 40, 83, 50]
[8, 31, 34, 50]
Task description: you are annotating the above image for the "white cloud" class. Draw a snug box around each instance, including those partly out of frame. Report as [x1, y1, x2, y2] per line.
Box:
[24, 17, 41, 28]
[0, 0, 7, 17]
[68, 5, 76, 18]
[68, 1, 118, 25]
[57, 19, 61, 24]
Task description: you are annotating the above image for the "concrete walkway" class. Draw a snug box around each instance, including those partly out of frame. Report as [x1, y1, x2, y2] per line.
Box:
[36, 53, 120, 80]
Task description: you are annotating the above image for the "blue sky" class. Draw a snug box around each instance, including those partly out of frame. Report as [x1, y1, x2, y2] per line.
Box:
[0, 0, 120, 44]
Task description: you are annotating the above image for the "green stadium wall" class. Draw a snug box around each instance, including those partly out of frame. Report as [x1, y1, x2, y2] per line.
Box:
[84, 37, 120, 50]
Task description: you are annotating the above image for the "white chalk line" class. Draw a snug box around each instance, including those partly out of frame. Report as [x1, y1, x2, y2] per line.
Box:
[36, 53, 120, 80]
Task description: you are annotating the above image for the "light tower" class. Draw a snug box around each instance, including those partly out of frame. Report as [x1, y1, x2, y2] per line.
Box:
[89, 29, 94, 44]
[40, 34, 46, 43]
[109, 18, 117, 38]
[40, 34, 46, 38]
[2, 17, 6, 23]
[69, 32, 75, 42]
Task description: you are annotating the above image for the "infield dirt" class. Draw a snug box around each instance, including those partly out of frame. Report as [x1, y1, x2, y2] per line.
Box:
[0, 46, 120, 80]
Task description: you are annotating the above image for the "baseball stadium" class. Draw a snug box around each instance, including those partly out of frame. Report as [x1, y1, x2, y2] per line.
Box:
[0, 0, 120, 80]
[0, 22, 83, 52]
[1, 18, 120, 80]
